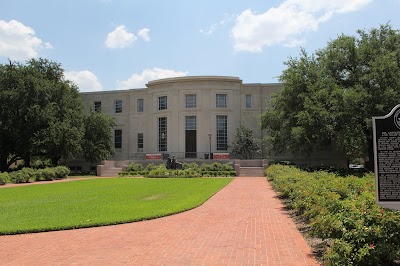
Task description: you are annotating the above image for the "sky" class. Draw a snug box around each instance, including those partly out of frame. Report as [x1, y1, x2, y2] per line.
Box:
[1, 0, 400, 92]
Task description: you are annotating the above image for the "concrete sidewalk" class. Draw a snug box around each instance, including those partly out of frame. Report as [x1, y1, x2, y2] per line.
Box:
[0, 176, 319, 265]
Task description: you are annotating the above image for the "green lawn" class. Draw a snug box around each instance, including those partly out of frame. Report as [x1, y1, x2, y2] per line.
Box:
[0, 177, 232, 235]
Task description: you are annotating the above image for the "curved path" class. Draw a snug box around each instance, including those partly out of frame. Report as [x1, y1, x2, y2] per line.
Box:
[0, 176, 319, 265]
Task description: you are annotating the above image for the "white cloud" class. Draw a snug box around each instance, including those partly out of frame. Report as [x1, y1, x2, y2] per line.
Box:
[105, 25, 137, 49]
[200, 15, 235, 35]
[138, 28, 150, 42]
[65, 70, 103, 92]
[0, 20, 53, 60]
[116, 68, 188, 89]
[284, 0, 373, 14]
[231, 0, 372, 52]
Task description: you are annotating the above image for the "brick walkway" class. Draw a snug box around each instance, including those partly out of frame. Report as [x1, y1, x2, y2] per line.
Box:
[0, 176, 319, 265]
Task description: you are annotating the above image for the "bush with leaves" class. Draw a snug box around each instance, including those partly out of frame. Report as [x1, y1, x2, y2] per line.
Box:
[9, 168, 35, 183]
[266, 164, 400, 265]
[54, 166, 70, 179]
[126, 163, 144, 172]
[200, 162, 234, 172]
[119, 162, 236, 178]
[38, 168, 56, 181]
[182, 162, 199, 170]
[147, 168, 202, 178]
[0, 172, 9, 185]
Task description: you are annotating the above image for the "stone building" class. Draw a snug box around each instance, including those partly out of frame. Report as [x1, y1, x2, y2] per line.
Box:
[82, 76, 279, 160]
[69, 75, 346, 173]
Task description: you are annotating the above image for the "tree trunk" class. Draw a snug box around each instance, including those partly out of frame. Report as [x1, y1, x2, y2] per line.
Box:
[23, 155, 31, 168]
[0, 156, 8, 172]
[51, 155, 61, 166]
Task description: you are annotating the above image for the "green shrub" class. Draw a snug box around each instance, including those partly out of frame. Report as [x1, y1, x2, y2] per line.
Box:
[147, 169, 170, 178]
[40, 168, 56, 181]
[0, 172, 9, 185]
[200, 162, 234, 172]
[34, 169, 45, 181]
[9, 168, 34, 183]
[126, 163, 144, 172]
[182, 162, 199, 170]
[146, 168, 202, 178]
[53, 166, 70, 179]
[9, 171, 24, 183]
[266, 164, 400, 265]
[68, 171, 96, 176]
[120, 162, 236, 178]
[200, 170, 236, 177]
[145, 163, 158, 171]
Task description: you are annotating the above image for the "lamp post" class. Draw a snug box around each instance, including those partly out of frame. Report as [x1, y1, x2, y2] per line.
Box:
[208, 132, 212, 160]
[161, 132, 165, 159]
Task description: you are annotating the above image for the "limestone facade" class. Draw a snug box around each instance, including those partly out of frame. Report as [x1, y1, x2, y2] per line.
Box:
[81, 76, 281, 161]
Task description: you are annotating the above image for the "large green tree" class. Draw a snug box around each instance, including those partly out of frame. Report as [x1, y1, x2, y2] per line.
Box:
[0, 58, 114, 171]
[261, 24, 400, 168]
[81, 111, 115, 163]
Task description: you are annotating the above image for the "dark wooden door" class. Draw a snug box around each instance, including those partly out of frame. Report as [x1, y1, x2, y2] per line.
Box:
[185, 130, 197, 158]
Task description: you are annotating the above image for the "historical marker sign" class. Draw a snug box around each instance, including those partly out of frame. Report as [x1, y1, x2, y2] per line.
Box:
[373, 104, 400, 210]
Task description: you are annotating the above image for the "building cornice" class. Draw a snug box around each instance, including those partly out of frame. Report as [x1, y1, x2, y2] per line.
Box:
[146, 76, 242, 87]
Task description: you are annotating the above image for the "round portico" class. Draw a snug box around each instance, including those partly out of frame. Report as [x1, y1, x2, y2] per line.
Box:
[144, 76, 242, 159]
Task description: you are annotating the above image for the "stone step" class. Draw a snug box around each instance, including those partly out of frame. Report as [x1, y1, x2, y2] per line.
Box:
[100, 167, 122, 177]
[239, 167, 264, 177]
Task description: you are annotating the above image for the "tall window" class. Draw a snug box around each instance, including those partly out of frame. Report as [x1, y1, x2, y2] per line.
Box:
[185, 94, 196, 108]
[185, 116, 196, 130]
[114, 129, 122, 149]
[115, 100, 122, 113]
[137, 99, 144, 112]
[94, 101, 101, 112]
[137, 133, 143, 152]
[246, 94, 252, 108]
[216, 115, 227, 150]
[158, 96, 167, 110]
[158, 117, 167, 151]
[216, 94, 227, 108]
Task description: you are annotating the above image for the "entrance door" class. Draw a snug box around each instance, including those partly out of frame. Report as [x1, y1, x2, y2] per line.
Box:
[185, 116, 197, 158]
[185, 130, 197, 158]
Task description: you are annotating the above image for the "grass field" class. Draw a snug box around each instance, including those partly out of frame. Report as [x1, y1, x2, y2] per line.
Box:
[0, 177, 232, 235]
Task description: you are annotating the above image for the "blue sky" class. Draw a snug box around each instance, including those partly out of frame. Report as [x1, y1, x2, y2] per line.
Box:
[1, 0, 399, 92]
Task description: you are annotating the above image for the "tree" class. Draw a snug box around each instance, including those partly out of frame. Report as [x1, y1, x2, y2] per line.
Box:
[230, 124, 260, 159]
[0, 62, 21, 170]
[0, 58, 115, 171]
[81, 111, 115, 163]
[261, 24, 400, 168]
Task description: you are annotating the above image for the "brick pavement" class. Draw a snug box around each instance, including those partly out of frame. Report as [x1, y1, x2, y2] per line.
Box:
[0, 176, 319, 265]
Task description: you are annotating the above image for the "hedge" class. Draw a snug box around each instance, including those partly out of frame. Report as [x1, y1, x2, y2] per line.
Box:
[1, 166, 70, 184]
[119, 162, 236, 178]
[266, 164, 400, 265]
[0, 172, 9, 185]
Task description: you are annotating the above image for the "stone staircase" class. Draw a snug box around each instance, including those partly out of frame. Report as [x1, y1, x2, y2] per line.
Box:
[238, 167, 265, 177]
[100, 167, 123, 177]
[97, 160, 128, 177]
[236, 159, 267, 177]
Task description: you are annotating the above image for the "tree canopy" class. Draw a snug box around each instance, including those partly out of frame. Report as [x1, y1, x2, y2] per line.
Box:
[261, 24, 400, 167]
[82, 111, 115, 164]
[0, 58, 114, 171]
